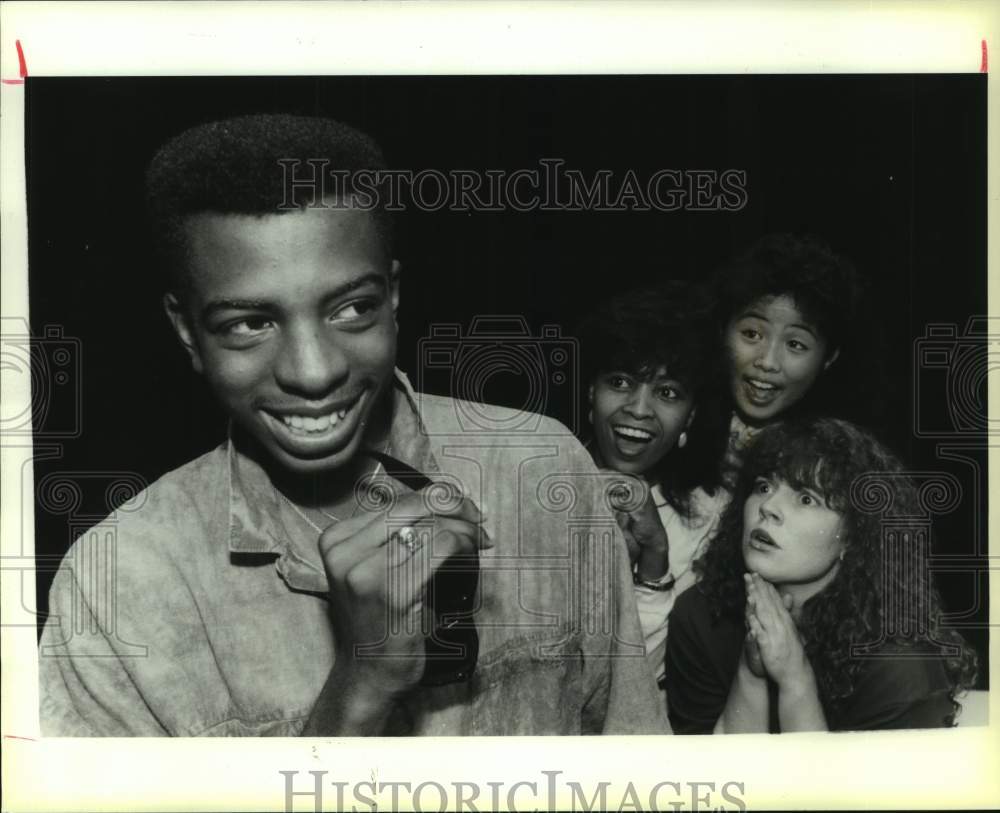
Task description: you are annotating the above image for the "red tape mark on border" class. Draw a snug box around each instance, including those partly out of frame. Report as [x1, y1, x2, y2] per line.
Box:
[3, 734, 37, 742]
[981, 39, 988, 73]
[2, 39, 27, 85]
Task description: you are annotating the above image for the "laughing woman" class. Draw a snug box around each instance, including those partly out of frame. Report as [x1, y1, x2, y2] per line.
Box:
[710, 234, 877, 481]
[664, 417, 977, 733]
[577, 282, 729, 687]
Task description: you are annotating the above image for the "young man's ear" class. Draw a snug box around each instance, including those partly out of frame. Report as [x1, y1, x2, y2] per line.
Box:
[824, 346, 841, 371]
[389, 260, 402, 325]
[163, 293, 203, 374]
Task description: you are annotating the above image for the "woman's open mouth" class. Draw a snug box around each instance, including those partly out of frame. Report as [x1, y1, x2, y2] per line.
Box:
[747, 527, 779, 551]
[610, 424, 656, 457]
[742, 377, 783, 407]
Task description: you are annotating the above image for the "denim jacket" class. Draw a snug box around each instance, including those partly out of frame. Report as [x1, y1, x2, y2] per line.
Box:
[39, 371, 669, 736]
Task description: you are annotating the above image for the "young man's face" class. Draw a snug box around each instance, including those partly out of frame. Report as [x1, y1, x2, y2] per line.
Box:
[166, 203, 399, 476]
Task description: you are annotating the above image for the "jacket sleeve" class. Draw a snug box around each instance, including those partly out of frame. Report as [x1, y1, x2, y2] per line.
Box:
[598, 525, 672, 733]
[571, 462, 671, 734]
[39, 538, 169, 737]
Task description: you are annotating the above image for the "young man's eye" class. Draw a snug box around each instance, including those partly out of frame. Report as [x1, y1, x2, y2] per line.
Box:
[221, 317, 273, 337]
[753, 478, 771, 494]
[330, 298, 379, 322]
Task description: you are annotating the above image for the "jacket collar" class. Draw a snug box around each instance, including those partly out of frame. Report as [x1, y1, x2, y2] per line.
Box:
[225, 369, 437, 593]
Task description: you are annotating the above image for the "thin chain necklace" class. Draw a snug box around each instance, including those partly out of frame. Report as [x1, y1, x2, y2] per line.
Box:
[278, 443, 390, 533]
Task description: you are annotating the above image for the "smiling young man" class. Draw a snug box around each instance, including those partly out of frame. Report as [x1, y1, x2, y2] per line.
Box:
[38, 114, 666, 736]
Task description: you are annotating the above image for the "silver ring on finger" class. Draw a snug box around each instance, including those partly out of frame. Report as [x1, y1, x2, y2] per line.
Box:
[390, 525, 422, 555]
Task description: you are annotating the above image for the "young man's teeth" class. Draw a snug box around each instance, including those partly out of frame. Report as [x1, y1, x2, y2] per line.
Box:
[282, 412, 341, 433]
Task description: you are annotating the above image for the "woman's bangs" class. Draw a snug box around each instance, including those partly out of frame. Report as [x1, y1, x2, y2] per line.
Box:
[746, 432, 854, 511]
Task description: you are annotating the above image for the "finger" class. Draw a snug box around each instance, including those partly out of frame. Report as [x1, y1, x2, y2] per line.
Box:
[760, 580, 795, 625]
[747, 614, 766, 646]
[759, 577, 783, 605]
[417, 482, 484, 525]
[320, 508, 398, 570]
[430, 517, 482, 562]
[608, 482, 633, 512]
[320, 490, 484, 562]
[397, 528, 479, 606]
[621, 531, 641, 564]
[604, 473, 645, 512]
[319, 490, 431, 552]
[750, 576, 781, 630]
[346, 524, 475, 621]
[775, 593, 801, 637]
[381, 519, 483, 574]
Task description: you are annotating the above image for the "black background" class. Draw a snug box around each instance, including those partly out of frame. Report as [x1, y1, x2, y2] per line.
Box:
[25, 75, 988, 684]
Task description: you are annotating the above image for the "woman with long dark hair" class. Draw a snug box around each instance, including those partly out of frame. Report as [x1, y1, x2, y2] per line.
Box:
[577, 281, 729, 687]
[664, 417, 977, 733]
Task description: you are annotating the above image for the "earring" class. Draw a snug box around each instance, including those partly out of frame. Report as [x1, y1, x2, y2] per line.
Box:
[839, 549, 845, 562]
[588, 408, 593, 426]
[677, 431, 687, 449]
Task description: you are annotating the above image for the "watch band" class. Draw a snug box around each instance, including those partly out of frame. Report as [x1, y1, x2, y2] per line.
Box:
[632, 570, 676, 592]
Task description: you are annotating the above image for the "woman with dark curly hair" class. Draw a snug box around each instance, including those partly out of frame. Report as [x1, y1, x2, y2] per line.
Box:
[664, 417, 976, 733]
[577, 281, 730, 687]
[711, 234, 880, 480]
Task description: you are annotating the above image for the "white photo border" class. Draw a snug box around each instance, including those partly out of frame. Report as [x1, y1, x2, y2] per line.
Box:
[1, 2, 997, 811]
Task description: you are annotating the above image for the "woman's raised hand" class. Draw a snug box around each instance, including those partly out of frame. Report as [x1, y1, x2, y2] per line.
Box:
[604, 470, 670, 580]
[743, 587, 766, 678]
[744, 573, 812, 689]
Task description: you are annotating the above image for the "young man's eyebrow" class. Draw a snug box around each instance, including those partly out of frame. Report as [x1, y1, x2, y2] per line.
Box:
[319, 273, 387, 307]
[201, 273, 387, 321]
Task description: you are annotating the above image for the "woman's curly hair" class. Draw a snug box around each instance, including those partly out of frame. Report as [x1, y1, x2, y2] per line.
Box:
[577, 280, 729, 517]
[694, 416, 978, 725]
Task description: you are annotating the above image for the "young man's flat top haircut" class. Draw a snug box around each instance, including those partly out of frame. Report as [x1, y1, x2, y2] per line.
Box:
[39, 113, 667, 738]
[145, 113, 394, 297]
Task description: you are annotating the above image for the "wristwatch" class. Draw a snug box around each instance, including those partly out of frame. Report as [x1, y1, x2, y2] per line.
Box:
[632, 569, 676, 591]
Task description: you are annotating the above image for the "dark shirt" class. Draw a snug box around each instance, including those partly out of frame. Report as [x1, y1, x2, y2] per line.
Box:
[664, 585, 957, 734]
